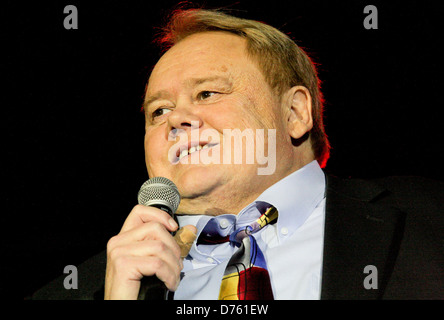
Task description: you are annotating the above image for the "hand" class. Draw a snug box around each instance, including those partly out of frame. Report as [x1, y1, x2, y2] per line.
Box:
[104, 204, 185, 300]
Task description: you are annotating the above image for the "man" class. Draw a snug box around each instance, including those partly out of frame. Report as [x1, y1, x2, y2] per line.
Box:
[33, 8, 443, 300]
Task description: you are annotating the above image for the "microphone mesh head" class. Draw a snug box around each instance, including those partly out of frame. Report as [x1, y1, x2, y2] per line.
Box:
[137, 177, 181, 214]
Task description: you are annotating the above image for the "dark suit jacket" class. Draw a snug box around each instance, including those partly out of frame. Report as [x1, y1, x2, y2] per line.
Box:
[32, 174, 444, 299]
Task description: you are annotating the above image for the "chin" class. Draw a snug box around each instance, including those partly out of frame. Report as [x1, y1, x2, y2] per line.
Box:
[174, 164, 226, 199]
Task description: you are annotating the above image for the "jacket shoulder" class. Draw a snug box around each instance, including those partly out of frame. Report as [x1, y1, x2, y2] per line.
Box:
[327, 173, 444, 206]
[371, 175, 444, 210]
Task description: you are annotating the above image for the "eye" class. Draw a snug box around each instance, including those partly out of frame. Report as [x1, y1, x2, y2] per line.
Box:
[152, 107, 171, 119]
[197, 91, 217, 100]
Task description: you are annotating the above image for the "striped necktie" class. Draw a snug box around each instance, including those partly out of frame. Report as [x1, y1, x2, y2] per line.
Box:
[219, 206, 278, 300]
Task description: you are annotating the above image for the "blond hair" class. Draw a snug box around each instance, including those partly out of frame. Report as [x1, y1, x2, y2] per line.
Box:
[154, 8, 330, 167]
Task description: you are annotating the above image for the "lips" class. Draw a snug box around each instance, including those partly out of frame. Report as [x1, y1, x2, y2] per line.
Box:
[171, 141, 219, 164]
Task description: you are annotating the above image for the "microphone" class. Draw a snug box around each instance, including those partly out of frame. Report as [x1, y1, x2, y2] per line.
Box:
[136, 177, 181, 300]
[138, 177, 181, 216]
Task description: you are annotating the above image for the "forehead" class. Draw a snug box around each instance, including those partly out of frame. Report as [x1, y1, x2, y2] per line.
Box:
[146, 32, 256, 93]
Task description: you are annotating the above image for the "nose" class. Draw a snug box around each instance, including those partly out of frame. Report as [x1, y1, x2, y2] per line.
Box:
[166, 102, 203, 140]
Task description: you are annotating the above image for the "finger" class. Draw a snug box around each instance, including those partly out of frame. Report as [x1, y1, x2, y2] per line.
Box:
[106, 255, 180, 299]
[121, 204, 178, 233]
[109, 222, 181, 259]
[118, 255, 181, 291]
[174, 225, 198, 258]
[109, 239, 183, 274]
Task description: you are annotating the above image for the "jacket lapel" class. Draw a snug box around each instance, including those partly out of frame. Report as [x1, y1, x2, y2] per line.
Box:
[320, 174, 406, 299]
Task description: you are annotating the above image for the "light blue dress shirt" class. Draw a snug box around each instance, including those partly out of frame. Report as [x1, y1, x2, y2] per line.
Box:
[174, 160, 326, 299]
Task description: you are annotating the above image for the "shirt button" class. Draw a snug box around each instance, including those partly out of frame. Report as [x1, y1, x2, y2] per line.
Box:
[206, 257, 215, 263]
[219, 219, 229, 229]
[280, 227, 289, 235]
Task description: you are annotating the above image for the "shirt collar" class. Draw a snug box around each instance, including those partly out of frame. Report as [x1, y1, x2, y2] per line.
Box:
[176, 160, 325, 241]
[255, 160, 326, 240]
[176, 203, 264, 245]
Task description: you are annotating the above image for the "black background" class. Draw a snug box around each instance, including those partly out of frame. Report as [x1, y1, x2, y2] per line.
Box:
[20, 0, 443, 298]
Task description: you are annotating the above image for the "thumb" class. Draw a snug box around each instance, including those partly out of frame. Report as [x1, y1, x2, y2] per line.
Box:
[173, 225, 197, 258]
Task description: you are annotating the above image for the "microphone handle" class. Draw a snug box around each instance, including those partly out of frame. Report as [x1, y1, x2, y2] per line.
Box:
[138, 276, 168, 300]
[137, 204, 176, 300]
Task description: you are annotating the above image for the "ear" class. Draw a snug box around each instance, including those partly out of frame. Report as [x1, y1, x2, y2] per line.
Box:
[285, 86, 313, 139]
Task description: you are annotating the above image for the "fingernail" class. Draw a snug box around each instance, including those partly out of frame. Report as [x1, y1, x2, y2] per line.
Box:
[169, 218, 178, 230]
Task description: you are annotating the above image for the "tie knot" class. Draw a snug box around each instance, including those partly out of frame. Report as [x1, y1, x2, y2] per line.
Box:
[196, 206, 278, 246]
[230, 206, 278, 244]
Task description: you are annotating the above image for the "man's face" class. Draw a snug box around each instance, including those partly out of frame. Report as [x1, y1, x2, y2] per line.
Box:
[143, 32, 295, 215]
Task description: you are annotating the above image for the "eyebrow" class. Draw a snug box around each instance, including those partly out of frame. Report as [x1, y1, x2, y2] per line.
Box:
[142, 90, 171, 113]
[186, 75, 232, 87]
[142, 75, 233, 112]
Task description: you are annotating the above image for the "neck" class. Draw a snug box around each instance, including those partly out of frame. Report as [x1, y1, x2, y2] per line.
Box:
[177, 158, 315, 216]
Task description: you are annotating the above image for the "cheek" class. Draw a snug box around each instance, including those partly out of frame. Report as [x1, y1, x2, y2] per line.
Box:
[144, 129, 167, 174]
[208, 96, 264, 130]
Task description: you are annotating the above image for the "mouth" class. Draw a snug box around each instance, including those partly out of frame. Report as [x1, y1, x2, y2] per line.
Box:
[172, 142, 219, 163]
